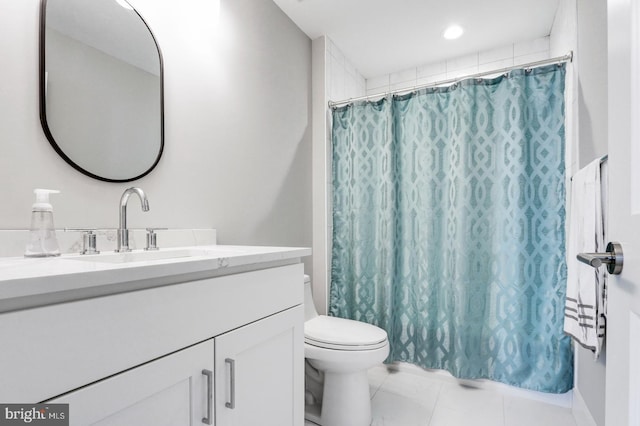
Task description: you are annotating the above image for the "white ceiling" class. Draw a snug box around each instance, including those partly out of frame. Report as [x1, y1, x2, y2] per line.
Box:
[272, 0, 561, 78]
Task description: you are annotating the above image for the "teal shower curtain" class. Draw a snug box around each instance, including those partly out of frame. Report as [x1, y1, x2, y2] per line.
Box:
[329, 64, 572, 393]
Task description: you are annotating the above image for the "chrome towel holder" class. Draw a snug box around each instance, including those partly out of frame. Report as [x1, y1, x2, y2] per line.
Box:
[577, 241, 624, 275]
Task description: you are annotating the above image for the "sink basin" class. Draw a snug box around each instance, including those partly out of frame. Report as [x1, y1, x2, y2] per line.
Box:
[66, 248, 211, 264]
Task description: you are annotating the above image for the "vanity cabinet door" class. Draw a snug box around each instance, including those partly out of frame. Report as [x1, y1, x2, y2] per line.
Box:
[215, 305, 304, 426]
[49, 339, 215, 426]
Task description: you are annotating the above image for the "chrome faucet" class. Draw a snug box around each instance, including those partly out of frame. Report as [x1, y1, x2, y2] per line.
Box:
[116, 187, 149, 252]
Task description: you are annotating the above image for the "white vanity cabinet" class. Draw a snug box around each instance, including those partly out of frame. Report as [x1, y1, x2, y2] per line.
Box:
[0, 253, 307, 426]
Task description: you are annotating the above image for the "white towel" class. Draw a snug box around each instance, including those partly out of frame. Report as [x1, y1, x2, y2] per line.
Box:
[564, 157, 607, 358]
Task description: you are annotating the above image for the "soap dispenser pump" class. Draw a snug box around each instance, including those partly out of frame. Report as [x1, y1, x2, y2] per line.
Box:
[25, 189, 61, 258]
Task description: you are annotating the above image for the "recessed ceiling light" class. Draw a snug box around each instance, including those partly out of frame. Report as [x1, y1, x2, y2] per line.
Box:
[443, 25, 464, 40]
[116, 0, 134, 10]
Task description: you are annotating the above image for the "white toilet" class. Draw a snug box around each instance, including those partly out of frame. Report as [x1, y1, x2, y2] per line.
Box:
[304, 275, 389, 426]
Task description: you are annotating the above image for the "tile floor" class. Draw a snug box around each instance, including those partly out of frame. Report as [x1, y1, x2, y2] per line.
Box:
[305, 363, 577, 426]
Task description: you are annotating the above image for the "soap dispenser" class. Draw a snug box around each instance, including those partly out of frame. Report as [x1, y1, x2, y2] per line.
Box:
[25, 189, 61, 258]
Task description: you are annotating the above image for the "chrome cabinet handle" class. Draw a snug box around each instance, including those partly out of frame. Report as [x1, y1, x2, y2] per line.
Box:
[225, 358, 236, 409]
[202, 369, 213, 425]
[577, 241, 624, 275]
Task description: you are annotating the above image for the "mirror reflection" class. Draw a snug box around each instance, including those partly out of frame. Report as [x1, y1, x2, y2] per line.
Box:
[40, 0, 164, 182]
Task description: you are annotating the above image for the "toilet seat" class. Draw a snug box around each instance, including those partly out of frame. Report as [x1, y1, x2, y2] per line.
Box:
[304, 315, 388, 351]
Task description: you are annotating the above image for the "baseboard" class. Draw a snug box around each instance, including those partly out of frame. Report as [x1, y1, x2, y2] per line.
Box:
[572, 388, 598, 426]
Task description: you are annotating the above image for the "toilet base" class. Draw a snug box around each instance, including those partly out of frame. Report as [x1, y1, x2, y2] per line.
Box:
[304, 402, 322, 425]
[305, 369, 372, 426]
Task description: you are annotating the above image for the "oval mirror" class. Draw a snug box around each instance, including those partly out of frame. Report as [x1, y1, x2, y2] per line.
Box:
[40, 0, 164, 182]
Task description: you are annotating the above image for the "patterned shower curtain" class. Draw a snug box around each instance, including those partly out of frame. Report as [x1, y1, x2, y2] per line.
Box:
[329, 64, 572, 393]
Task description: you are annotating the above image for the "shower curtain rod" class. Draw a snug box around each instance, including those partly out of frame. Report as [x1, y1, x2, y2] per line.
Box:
[328, 51, 574, 109]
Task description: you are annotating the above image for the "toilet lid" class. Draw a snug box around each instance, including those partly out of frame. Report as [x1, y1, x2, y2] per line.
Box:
[304, 316, 388, 350]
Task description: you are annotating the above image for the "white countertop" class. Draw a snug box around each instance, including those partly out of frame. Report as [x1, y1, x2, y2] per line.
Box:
[0, 245, 311, 313]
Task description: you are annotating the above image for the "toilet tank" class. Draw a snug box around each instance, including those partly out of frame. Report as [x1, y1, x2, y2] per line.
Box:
[304, 274, 319, 321]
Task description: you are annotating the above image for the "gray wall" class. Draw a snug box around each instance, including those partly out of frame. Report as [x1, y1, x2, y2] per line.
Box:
[576, 0, 608, 425]
[0, 0, 312, 269]
[577, 0, 608, 169]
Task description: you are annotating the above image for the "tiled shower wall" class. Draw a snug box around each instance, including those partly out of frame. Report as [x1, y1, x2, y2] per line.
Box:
[366, 36, 551, 96]
[326, 38, 366, 102]
[326, 34, 554, 103]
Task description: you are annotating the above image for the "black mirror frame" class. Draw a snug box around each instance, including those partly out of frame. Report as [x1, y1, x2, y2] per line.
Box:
[38, 0, 165, 183]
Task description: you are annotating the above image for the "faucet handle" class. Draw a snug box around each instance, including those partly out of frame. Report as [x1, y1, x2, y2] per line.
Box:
[64, 228, 100, 255]
[145, 228, 167, 251]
